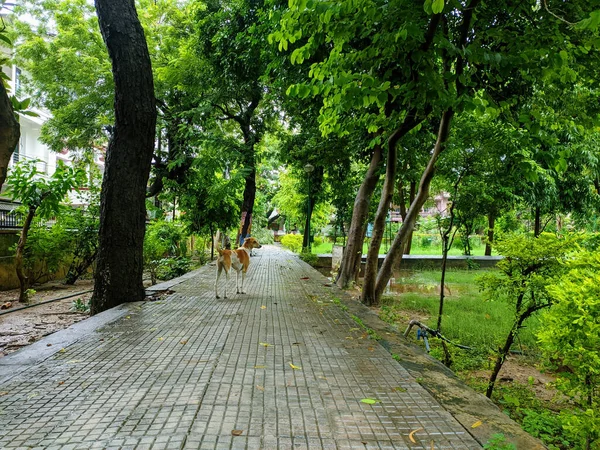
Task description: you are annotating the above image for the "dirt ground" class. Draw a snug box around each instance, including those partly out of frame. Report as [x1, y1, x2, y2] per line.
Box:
[0, 280, 94, 358]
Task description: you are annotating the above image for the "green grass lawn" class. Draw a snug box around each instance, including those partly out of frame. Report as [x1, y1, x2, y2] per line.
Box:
[377, 269, 541, 371]
[311, 240, 492, 256]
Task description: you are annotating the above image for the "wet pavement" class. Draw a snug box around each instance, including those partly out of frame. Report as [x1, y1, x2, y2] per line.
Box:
[0, 245, 489, 449]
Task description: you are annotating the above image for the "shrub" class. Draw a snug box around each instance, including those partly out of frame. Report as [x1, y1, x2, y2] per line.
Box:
[538, 250, 600, 449]
[299, 251, 318, 265]
[156, 257, 192, 281]
[280, 234, 303, 253]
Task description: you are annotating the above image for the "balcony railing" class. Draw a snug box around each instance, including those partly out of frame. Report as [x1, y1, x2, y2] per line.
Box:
[0, 209, 23, 229]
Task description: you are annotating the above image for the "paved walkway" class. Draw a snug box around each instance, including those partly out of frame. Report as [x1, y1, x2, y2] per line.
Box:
[0, 245, 482, 449]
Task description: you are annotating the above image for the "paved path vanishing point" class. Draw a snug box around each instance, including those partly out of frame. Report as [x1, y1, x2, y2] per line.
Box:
[0, 245, 483, 449]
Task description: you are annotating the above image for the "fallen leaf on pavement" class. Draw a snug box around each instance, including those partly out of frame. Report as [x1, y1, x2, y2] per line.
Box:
[259, 342, 272, 347]
[392, 387, 407, 392]
[260, 305, 267, 309]
[289, 362, 301, 370]
[256, 385, 264, 391]
[0, 392, 8, 396]
[300, 277, 309, 280]
[409, 428, 423, 443]
[180, 340, 188, 345]
[471, 420, 483, 428]
[360, 398, 380, 405]
[254, 365, 266, 369]
[157, 337, 164, 341]
[59, 348, 66, 353]
[231, 430, 243, 436]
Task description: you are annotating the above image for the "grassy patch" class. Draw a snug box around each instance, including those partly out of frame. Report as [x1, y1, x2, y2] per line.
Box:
[311, 239, 493, 256]
[376, 268, 574, 448]
[378, 269, 542, 372]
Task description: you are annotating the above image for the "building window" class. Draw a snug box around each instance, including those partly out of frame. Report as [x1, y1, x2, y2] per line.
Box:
[14, 67, 21, 94]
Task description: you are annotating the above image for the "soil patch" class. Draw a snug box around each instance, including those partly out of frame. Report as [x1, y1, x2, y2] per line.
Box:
[0, 280, 94, 357]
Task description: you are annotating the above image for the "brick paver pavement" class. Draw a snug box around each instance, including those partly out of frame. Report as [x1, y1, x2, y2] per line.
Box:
[0, 245, 481, 449]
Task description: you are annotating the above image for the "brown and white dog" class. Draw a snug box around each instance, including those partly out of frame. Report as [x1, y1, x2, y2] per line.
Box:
[215, 237, 262, 298]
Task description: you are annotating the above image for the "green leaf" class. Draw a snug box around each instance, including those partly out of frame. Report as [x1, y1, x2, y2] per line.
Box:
[0, 33, 12, 47]
[360, 398, 380, 404]
[431, 0, 444, 14]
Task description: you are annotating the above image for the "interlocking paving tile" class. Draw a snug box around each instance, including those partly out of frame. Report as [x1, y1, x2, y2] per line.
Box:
[0, 245, 480, 449]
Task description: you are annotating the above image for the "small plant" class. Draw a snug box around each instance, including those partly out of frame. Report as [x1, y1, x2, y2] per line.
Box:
[483, 434, 516, 450]
[465, 257, 480, 270]
[299, 251, 318, 265]
[71, 298, 90, 313]
[157, 257, 192, 281]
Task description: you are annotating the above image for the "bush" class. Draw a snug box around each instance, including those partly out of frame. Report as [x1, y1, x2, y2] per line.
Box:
[280, 234, 303, 253]
[248, 227, 274, 245]
[420, 235, 432, 248]
[156, 257, 192, 281]
[299, 251, 318, 265]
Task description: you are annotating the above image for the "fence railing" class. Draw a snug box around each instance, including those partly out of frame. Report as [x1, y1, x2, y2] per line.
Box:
[0, 209, 23, 229]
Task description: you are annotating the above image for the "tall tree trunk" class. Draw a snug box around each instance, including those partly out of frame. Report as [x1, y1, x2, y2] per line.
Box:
[91, 0, 157, 315]
[373, 110, 454, 303]
[404, 181, 416, 254]
[534, 206, 541, 237]
[336, 145, 383, 288]
[362, 133, 401, 305]
[16, 206, 36, 302]
[0, 81, 20, 191]
[485, 212, 495, 256]
[210, 224, 214, 261]
[302, 194, 312, 251]
[239, 165, 256, 244]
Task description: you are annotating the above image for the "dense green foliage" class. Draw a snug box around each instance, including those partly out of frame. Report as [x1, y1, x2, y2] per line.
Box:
[539, 250, 600, 449]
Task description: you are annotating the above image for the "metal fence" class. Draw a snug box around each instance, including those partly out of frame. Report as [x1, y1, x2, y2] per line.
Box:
[0, 209, 23, 229]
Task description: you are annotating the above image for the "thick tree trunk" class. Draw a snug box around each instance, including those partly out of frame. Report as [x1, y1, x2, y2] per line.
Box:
[485, 212, 495, 256]
[336, 145, 383, 289]
[373, 110, 454, 303]
[91, 0, 157, 315]
[16, 207, 36, 302]
[362, 134, 401, 305]
[0, 82, 20, 191]
[239, 166, 256, 244]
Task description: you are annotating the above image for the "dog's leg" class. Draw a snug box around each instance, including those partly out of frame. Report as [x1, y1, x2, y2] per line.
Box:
[224, 269, 229, 299]
[236, 270, 240, 294]
[215, 264, 222, 299]
[240, 271, 246, 294]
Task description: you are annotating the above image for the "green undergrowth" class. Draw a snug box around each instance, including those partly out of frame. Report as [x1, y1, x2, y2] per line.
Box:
[376, 269, 571, 446]
[379, 269, 541, 363]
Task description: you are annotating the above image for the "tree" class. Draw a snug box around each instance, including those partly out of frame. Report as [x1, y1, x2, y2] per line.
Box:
[6, 160, 83, 301]
[478, 233, 575, 399]
[0, 80, 20, 191]
[165, 0, 277, 246]
[178, 166, 241, 260]
[0, 20, 21, 191]
[90, 0, 157, 314]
